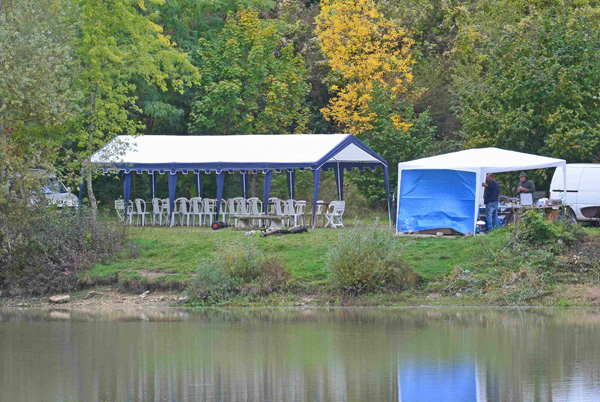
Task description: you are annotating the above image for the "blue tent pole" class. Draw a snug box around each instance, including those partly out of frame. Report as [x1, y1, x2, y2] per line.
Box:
[286, 170, 296, 199]
[123, 172, 132, 222]
[383, 166, 391, 227]
[241, 172, 248, 199]
[216, 171, 225, 221]
[311, 168, 321, 228]
[195, 172, 202, 198]
[263, 170, 273, 215]
[150, 171, 156, 199]
[168, 172, 178, 227]
[334, 163, 344, 201]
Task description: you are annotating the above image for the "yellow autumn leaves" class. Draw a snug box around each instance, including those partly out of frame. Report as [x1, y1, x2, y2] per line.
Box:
[315, 0, 414, 135]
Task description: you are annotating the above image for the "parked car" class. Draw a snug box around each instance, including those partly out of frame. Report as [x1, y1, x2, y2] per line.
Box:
[550, 164, 600, 222]
[33, 169, 79, 208]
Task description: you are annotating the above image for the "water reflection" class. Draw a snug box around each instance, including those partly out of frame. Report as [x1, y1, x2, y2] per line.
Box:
[1, 308, 600, 401]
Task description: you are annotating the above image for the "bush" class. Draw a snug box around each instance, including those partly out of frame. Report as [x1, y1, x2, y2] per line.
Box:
[187, 241, 289, 303]
[517, 209, 584, 250]
[327, 222, 420, 294]
[0, 206, 128, 296]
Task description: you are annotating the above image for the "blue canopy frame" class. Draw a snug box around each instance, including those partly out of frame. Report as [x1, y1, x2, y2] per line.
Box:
[86, 135, 391, 227]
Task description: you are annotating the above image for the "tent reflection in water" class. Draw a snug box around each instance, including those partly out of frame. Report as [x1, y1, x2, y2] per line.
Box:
[89, 134, 391, 227]
[396, 148, 567, 235]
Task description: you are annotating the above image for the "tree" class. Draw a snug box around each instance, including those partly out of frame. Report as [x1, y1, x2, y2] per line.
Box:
[458, 10, 600, 163]
[189, 9, 309, 135]
[315, 0, 415, 137]
[0, 0, 78, 136]
[72, 0, 200, 217]
[315, 0, 435, 203]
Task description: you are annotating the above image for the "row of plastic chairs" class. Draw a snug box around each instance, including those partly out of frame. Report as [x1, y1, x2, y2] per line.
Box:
[115, 198, 344, 228]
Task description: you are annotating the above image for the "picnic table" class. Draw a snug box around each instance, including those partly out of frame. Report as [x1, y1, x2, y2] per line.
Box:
[236, 214, 287, 230]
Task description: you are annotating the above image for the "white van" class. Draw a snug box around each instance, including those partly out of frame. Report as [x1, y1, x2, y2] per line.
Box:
[550, 164, 600, 222]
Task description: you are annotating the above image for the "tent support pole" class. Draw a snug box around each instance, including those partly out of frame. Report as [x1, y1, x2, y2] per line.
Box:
[263, 170, 273, 216]
[216, 172, 225, 220]
[168, 172, 178, 227]
[312, 169, 321, 228]
[123, 172, 132, 222]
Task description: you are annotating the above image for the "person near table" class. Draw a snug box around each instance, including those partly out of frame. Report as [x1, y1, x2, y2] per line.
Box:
[513, 171, 536, 196]
[482, 173, 500, 231]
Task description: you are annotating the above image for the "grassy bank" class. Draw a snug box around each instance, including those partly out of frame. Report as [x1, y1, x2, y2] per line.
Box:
[81, 218, 600, 307]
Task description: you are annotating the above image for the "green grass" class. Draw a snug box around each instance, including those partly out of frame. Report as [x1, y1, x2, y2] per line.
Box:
[86, 222, 512, 286]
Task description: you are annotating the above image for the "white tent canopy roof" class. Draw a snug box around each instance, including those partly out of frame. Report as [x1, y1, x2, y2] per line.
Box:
[397, 147, 566, 173]
[91, 134, 386, 173]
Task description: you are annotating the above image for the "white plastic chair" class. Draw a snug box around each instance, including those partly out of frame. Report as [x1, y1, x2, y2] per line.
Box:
[283, 199, 296, 226]
[311, 200, 325, 227]
[174, 197, 191, 226]
[190, 197, 203, 226]
[324, 201, 345, 228]
[227, 198, 239, 225]
[134, 199, 149, 226]
[234, 197, 249, 215]
[151, 198, 163, 226]
[218, 199, 229, 223]
[247, 197, 263, 226]
[127, 200, 136, 225]
[161, 199, 171, 226]
[290, 200, 306, 227]
[202, 198, 217, 225]
[115, 200, 126, 222]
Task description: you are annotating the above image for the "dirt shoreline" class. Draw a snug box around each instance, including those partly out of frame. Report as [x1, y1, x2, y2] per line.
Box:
[0, 287, 186, 309]
[2, 283, 600, 309]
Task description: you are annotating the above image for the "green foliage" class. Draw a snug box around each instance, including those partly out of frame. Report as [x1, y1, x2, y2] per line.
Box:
[458, 9, 600, 162]
[352, 85, 436, 204]
[0, 0, 78, 132]
[518, 209, 583, 249]
[0, 207, 127, 296]
[188, 240, 290, 303]
[189, 9, 309, 135]
[328, 222, 420, 293]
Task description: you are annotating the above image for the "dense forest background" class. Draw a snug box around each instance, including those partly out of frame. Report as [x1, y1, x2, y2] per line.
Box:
[2, 0, 600, 210]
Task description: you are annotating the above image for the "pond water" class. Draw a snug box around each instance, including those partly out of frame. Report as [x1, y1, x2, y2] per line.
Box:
[1, 307, 600, 402]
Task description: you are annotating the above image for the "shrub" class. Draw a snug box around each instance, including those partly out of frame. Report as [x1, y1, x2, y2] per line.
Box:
[187, 241, 290, 303]
[0, 206, 128, 296]
[187, 264, 235, 305]
[218, 241, 263, 284]
[327, 222, 420, 294]
[517, 209, 584, 250]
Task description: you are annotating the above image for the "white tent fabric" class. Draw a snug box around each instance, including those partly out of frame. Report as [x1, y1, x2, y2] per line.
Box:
[91, 134, 384, 169]
[396, 147, 567, 234]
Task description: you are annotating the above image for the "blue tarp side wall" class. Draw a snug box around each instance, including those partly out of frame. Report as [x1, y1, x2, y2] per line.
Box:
[399, 361, 477, 402]
[397, 169, 476, 235]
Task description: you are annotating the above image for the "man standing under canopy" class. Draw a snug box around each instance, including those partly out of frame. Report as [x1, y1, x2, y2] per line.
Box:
[514, 171, 536, 196]
[482, 173, 500, 231]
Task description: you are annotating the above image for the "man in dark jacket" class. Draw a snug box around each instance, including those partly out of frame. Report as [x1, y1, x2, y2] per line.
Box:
[482, 173, 500, 231]
[514, 171, 535, 195]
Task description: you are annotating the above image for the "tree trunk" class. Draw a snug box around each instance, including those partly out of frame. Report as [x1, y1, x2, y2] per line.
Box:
[86, 167, 97, 219]
[87, 82, 100, 219]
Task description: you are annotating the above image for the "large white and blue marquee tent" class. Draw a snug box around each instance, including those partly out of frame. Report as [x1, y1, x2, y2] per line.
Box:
[89, 134, 391, 225]
[396, 147, 567, 235]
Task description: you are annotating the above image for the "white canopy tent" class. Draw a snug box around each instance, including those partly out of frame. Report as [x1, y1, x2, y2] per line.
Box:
[89, 134, 391, 226]
[396, 147, 567, 234]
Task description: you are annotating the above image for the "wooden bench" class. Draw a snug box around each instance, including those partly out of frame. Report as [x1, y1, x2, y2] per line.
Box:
[236, 214, 287, 230]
